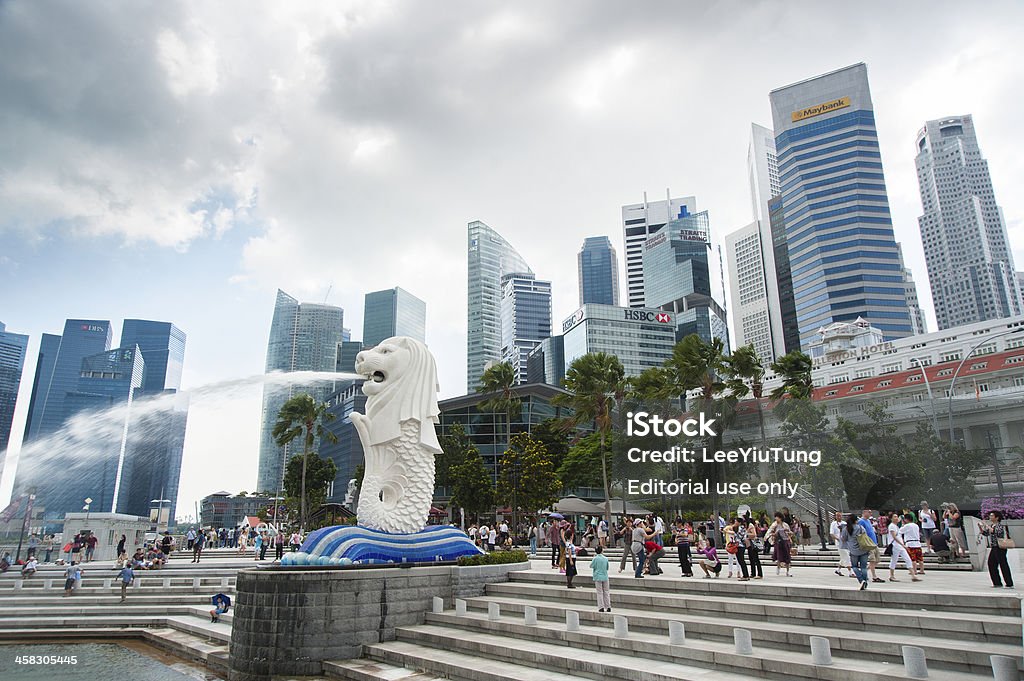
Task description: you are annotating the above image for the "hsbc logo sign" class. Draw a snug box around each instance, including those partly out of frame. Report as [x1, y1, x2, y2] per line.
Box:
[624, 310, 672, 324]
[562, 308, 586, 333]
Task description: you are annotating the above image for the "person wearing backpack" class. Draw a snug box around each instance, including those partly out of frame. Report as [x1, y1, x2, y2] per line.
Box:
[843, 513, 871, 590]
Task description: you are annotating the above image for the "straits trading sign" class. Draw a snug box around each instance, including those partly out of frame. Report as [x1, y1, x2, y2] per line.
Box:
[791, 96, 851, 122]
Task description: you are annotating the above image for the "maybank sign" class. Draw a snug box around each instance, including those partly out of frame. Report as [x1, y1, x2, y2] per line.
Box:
[791, 96, 851, 122]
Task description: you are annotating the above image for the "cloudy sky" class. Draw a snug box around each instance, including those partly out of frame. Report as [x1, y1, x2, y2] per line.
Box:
[2, 1, 1023, 518]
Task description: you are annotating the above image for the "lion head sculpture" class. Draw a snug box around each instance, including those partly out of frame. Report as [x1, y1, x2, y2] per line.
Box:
[354, 336, 441, 453]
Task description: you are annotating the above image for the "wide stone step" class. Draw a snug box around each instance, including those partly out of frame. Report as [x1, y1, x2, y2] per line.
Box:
[325, 658, 455, 681]
[0, 604, 200, 619]
[395, 623, 986, 681]
[0, 583, 236, 597]
[0, 594, 216, 607]
[484, 582, 1021, 644]
[447, 598, 1020, 675]
[164, 614, 232, 643]
[142, 626, 230, 674]
[377, 631, 754, 681]
[508, 570, 1019, 616]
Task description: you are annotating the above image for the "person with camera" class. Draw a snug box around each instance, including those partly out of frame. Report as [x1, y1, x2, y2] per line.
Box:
[980, 510, 1014, 588]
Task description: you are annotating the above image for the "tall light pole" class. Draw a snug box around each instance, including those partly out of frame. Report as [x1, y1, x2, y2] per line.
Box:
[946, 327, 1024, 442]
[908, 356, 939, 437]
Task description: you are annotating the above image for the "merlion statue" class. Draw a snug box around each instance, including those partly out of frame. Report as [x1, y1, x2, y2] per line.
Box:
[352, 336, 441, 534]
[285, 336, 482, 565]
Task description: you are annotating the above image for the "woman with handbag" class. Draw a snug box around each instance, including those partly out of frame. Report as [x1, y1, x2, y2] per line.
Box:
[842, 513, 871, 590]
[980, 510, 1014, 588]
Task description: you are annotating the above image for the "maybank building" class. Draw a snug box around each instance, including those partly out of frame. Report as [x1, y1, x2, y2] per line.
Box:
[769, 63, 912, 348]
[561, 304, 676, 378]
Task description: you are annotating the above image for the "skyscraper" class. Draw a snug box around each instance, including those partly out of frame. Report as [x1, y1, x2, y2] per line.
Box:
[770, 63, 912, 347]
[642, 208, 730, 346]
[362, 287, 427, 348]
[118, 319, 188, 522]
[725, 123, 788, 362]
[120, 320, 186, 392]
[467, 221, 533, 391]
[622, 194, 697, 308]
[22, 320, 111, 442]
[577, 236, 620, 306]
[257, 290, 345, 493]
[0, 322, 28, 476]
[915, 114, 1022, 329]
[500, 272, 552, 384]
[725, 222, 775, 362]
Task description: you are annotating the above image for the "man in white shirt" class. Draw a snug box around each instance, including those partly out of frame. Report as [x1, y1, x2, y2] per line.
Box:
[887, 513, 917, 581]
[829, 512, 854, 577]
[597, 518, 608, 548]
[918, 502, 937, 548]
[488, 526, 497, 552]
[900, 513, 924, 578]
[498, 521, 509, 546]
[478, 525, 489, 551]
[654, 516, 665, 546]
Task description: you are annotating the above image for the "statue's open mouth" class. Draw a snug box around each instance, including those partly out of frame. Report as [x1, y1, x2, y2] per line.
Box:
[370, 371, 386, 383]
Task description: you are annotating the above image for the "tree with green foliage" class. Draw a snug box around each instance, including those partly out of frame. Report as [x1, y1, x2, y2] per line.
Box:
[630, 335, 741, 546]
[448, 442, 495, 523]
[282, 452, 337, 523]
[272, 393, 338, 530]
[557, 432, 613, 490]
[477, 362, 521, 451]
[437, 423, 473, 490]
[555, 352, 626, 529]
[496, 433, 561, 527]
[728, 345, 769, 476]
[531, 418, 572, 473]
[770, 350, 814, 400]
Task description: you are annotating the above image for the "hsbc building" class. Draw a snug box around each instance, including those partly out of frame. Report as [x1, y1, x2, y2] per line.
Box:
[561, 303, 676, 378]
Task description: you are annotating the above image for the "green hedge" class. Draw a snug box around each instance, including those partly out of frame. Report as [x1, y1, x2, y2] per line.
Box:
[456, 549, 528, 566]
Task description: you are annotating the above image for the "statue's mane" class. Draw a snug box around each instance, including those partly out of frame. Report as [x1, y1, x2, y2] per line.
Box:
[363, 336, 441, 453]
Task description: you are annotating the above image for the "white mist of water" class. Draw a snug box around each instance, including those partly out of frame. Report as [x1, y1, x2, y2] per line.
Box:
[7, 370, 364, 514]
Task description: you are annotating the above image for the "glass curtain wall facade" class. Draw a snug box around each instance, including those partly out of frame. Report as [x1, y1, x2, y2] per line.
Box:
[467, 221, 533, 392]
[642, 210, 730, 346]
[915, 114, 1022, 329]
[22, 320, 112, 442]
[362, 287, 427, 348]
[561, 304, 676, 378]
[770, 63, 912, 347]
[0, 323, 28, 469]
[257, 290, 345, 493]
[578, 236, 620, 306]
[500, 273, 552, 384]
[319, 380, 367, 504]
[526, 335, 565, 387]
[622, 195, 697, 308]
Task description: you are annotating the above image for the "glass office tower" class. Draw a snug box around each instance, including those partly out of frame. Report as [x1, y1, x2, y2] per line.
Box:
[770, 63, 912, 347]
[362, 287, 427, 348]
[0, 322, 28, 477]
[118, 319, 188, 521]
[578, 236, 620, 306]
[22, 320, 112, 443]
[467, 221, 533, 392]
[499, 272, 552, 384]
[642, 210, 730, 346]
[257, 290, 345, 493]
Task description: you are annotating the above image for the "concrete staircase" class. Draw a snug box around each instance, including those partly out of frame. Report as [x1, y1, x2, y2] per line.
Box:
[565, 545, 974, 571]
[326, 569, 1023, 681]
[0, 560, 243, 676]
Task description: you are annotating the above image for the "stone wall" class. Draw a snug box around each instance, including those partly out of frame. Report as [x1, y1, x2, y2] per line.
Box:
[228, 561, 527, 681]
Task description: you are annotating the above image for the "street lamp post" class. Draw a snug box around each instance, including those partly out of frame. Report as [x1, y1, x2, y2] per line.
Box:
[908, 356, 939, 437]
[946, 327, 1024, 443]
[945, 327, 1023, 502]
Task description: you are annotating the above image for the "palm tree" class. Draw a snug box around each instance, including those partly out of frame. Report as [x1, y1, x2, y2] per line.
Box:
[635, 334, 734, 546]
[477, 362, 521, 530]
[770, 350, 814, 401]
[727, 345, 770, 479]
[555, 352, 626, 530]
[272, 393, 338, 531]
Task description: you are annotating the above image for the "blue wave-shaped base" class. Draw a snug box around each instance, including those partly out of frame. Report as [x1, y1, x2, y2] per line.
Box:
[282, 525, 484, 566]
